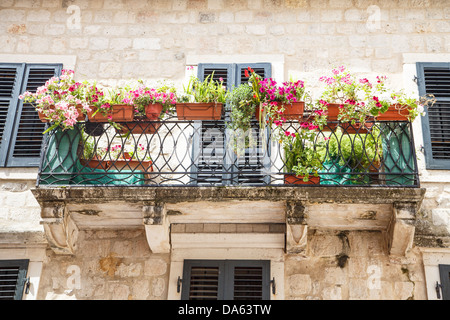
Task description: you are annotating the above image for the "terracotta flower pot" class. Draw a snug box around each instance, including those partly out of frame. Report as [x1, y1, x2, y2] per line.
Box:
[376, 105, 410, 121]
[325, 103, 341, 121]
[175, 102, 223, 120]
[80, 156, 110, 170]
[255, 101, 305, 120]
[145, 103, 163, 120]
[88, 104, 134, 122]
[115, 122, 162, 135]
[284, 174, 320, 185]
[38, 104, 86, 123]
[339, 121, 374, 134]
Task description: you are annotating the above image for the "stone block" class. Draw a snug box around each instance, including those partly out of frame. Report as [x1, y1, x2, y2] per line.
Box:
[288, 274, 312, 296]
[132, 37, 161, 50]
[144, 259, 167, 276]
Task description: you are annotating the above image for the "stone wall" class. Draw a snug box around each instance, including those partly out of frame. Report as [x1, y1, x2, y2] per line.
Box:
[1, 0, 449, 82]
[37, 229, 169, 300]
[285, 230, 426, 300]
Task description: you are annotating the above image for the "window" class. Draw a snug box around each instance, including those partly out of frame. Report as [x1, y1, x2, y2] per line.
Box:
[0, 259, 29, 300]
[416, 62, 450, 169]
[181, 260, 271, 300]
[439, 264, 450, 300]
[193, 63, 272, 185]
[0, 63, 62, 167]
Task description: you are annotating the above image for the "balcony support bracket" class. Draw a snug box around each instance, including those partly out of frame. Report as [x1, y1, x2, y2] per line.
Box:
[143, 202, 170, 254]
[40, 201, 79, 255]
[386, 202, 417, 257]
[286, 201, 308, 254]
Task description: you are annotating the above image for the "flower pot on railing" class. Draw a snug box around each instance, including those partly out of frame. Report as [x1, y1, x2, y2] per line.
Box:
[87, 104, 134, 122]
[145, 103, 163, 120]
[115, 121, 162, 135]
[38, 104, 86, 123]
[255, 101, 305, 121]
[284, 174, 320, 185]
[376, 105, 410, 121]
[339, 120, 374, 134]
[175, 102, 223, 120]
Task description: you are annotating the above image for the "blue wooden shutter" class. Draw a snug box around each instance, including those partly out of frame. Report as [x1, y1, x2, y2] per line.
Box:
[6, 64, 62, 167]
[181, 259, 270, 300]
[193, 64, 234, 185]
[0, 259, 29, 300]
[439, 264, 450, 300]
[0, 63, 25, 167]
[417, 62, 450, 169]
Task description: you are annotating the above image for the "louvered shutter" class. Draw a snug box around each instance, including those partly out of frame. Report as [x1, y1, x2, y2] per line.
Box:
[0, 260, 29, 300]
[181, 260, 270, 300]
[417, 62, 450, 169]
[6, 64, 62, 167]
[227, 260, 270, 300]
[0, 64, 25, 166]
[439, 264, 450, 300]
[193, 64, 234, 185]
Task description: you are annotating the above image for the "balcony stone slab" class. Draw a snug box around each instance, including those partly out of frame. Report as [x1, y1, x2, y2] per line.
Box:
[32, 186, 426, 256]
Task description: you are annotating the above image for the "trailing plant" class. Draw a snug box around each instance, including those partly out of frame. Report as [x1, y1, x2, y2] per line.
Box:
[20, 69, 90, 133]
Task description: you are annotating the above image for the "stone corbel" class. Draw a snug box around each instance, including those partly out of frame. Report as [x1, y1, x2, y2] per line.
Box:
[143, 202, 170, 253]
[386, 202, 417, 257]
[286, 201, 308, 254]
[40, 201, 78, 255]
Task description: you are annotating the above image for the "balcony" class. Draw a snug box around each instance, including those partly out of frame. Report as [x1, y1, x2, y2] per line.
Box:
[35, 117, 419, 188]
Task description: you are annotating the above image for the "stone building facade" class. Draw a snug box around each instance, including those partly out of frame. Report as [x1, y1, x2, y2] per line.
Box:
[1, 0, 450, 300]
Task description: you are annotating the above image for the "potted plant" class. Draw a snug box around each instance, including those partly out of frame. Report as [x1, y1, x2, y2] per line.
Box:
[282, 124, 324, 184]
[84, 84, 134, 124]
[20, 69, 89, 134]
[276, 79, 310, 120]
[318, 66, 373, 129]
[117, 81, 177, 134]
[175, 73, 227, 120]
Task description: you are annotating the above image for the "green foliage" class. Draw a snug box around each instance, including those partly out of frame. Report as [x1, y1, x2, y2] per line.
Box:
[179, 73, 227, 103]
[323, 129, 383, 170]
[284, 129, 324, 182]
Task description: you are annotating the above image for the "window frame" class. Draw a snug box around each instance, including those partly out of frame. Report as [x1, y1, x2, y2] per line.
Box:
[181, 259, 271, 300]
[0, 62, 62, 167]
[192, 62, 272, 186]
[416, 62, 450, 170]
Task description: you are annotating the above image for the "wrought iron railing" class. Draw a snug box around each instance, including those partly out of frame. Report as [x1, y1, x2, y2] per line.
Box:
[36, 117, 419, 188]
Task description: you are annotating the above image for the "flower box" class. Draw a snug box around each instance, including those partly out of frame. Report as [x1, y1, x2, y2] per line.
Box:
[108, 158, 154, 180]
[175, 102, 223, 120]
[87, 104, 134, 122]
[38, 104, 85, 123]
[376, 105, 410, 121]
[255, 101, 305, 121]
[79, 156, 110, 170]
[284, 174, 320, 185]
[115, 121, 161, 135]
[339, 119, 374, 134]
